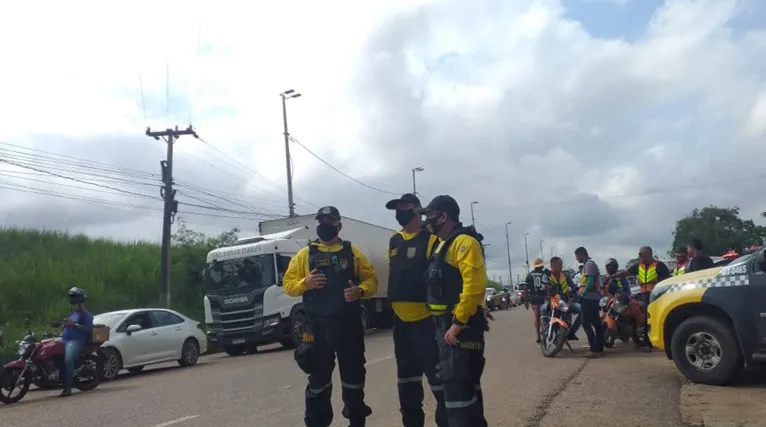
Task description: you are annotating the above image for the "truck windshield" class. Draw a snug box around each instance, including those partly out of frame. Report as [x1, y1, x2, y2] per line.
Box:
[204, 254, 276, 294]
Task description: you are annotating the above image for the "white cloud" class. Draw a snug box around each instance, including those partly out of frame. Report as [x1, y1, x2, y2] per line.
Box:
[0, 0, 764, 283]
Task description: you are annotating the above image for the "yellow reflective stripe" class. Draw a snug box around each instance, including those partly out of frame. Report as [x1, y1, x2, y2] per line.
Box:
[428, 304, 447, 311]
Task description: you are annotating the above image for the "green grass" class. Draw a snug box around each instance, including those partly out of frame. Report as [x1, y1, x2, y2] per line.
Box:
[0, 228, 210, 361]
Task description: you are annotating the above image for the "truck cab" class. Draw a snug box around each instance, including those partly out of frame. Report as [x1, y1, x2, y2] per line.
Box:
[202, 227, 308, 356]
[647, 246, 766, 385]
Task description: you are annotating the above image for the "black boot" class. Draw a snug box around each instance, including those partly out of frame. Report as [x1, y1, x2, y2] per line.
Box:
[60, 388, 72, 397]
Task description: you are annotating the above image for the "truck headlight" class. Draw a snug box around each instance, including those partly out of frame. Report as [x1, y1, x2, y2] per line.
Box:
[263, 317, 280, 328]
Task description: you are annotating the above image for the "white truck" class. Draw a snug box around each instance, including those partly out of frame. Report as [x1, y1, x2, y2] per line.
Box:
[202, 215, 394, 356]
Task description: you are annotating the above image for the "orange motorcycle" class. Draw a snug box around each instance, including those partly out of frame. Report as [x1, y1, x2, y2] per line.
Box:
[539, 293, 575, 358]
[599, 292, 650, 350]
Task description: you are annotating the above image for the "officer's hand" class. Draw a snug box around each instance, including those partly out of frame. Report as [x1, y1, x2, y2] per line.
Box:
[444, 324, 463, 345]
[344, 282, 363, 302]
[305, 269, 326, 289]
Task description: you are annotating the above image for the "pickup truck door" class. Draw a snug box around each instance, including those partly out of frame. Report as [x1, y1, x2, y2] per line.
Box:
[750, 251, 766, 355]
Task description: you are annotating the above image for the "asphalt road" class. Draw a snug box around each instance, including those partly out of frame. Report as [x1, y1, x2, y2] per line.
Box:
[0, 308, 689, 427]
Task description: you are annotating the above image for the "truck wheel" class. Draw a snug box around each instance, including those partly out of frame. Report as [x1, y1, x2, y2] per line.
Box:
[670, 316, 743, 386]
[224, 345, 247, 357]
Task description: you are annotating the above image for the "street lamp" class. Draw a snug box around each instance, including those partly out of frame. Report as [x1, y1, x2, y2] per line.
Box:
[470, 201, 479, 227]
[504, 221, 513, 289]
[412, 167, 424, 195]
[540, 240, 544, 259]
[524, 232, 530, 274]
[280, 89, 302, 217]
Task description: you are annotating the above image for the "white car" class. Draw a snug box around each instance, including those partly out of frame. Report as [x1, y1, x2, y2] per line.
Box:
[94, 308, 208, 381]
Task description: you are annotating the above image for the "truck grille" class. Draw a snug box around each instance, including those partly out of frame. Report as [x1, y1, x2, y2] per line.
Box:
[209, 300, 264, 334]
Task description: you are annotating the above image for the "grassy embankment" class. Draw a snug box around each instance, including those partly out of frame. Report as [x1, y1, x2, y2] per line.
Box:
[0, 228, 209, 364]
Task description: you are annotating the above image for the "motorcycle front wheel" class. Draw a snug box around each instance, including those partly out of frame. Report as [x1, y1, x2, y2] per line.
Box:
[74, 354, 102, 391]
[541, 322, 567, 358]
[0, 367, 30, 404]
[604, 327, 616, 348]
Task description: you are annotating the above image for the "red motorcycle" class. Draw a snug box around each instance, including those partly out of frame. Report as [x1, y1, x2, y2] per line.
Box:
[0, 323, 104, 404]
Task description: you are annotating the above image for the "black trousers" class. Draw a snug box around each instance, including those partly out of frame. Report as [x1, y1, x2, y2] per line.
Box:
[580, 298, 604, 352]
[433, 313, 487, 427]
[393, 315, 448, 427]
[303, 315, 371, 427]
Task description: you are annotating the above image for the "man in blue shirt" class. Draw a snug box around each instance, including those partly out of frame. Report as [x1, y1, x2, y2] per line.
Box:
[60, 287, 93, 397]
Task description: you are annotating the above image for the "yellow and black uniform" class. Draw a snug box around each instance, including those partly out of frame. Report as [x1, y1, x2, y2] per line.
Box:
[284, 238, 377, 427]
[672, 262, 687, 276]
[627, 260, 671, 304]
[387, 229, 447, 427]
[425, 226, 488, 427]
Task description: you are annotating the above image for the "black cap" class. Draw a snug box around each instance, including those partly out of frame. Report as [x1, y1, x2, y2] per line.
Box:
[385, 193, 421, 210]
[415, 195, 460, 220]
[315, 206, 341, 220]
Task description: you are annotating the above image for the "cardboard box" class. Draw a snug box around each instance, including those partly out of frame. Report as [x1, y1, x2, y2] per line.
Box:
[91, 325, 111, 343]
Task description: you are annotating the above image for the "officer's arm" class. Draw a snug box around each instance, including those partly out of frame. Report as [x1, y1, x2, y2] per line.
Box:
[452, 236, 487, 324]
[352, 246, 378, 299]
[283, 247, 310, 297]
[658, 262, 672, 281]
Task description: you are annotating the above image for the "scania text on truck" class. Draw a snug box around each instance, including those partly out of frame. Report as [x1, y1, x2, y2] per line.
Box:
[202, 215, 394, 356]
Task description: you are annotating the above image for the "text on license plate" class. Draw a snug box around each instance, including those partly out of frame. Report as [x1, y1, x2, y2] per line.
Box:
[232, 338, 245, 345]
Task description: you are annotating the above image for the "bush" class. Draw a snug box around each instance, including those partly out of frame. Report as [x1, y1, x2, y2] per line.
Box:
[0, 224, 229, 355]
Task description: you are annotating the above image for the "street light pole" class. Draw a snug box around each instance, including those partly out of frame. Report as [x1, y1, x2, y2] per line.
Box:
[280, 89, 302, 217]
[505, 221, 513, 289]
[524, 232, 530, 274]
[412, 166, 423, 195]
[540, 240, 544, 259]
[470, 201, 478, 227]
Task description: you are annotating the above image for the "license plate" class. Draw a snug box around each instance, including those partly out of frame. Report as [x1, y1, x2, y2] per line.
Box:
[232, 338, 245, 345]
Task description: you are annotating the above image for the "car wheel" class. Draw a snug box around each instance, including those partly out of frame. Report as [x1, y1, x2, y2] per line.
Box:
[670, 316, 743, 386]
[178, 339, 200, 367]
[100, 347, 122, 381]
[127, 366, 144, 375]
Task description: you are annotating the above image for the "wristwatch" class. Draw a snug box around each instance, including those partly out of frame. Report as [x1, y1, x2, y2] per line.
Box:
[451, 316, 465, 327]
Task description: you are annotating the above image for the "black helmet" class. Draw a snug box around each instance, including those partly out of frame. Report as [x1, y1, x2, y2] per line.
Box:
[67, 287, 87, 305]
[605, 258, 619, 268]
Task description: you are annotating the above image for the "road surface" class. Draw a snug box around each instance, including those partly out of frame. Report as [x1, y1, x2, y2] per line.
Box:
[0, 309, 695, 427]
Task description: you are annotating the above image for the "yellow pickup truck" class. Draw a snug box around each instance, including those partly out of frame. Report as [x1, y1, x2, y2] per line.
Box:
[647, 246, 766, 385]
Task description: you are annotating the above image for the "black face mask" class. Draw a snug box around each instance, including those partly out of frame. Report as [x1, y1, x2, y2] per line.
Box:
[424, 215, 445, 234]
[395, 209, 416, 227]
[316, 223, 339, 242]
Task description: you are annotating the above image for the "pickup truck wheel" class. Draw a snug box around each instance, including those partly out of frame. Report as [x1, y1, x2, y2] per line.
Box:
[670, 316, 743, 386]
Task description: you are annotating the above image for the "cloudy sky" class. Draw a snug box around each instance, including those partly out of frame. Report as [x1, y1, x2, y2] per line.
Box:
[1, 0, 765, 283]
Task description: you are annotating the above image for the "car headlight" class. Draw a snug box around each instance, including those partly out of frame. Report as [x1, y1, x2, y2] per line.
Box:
[649, 285, 670, 303]
[559, 301, 569, 312]
[599, 296, 608, 308]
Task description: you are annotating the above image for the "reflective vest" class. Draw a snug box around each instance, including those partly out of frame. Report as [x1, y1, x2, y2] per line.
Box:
[425, 226, 485, 327]
[305, 241, 359, 317]
[387, 231, 431, 303]
[549, 272, 570, 295]
[672, 262, 687, 277]
[637, 261, 658, 293]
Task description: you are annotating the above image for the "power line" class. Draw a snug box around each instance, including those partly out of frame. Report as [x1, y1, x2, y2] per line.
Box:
[288, 135, 400, 195]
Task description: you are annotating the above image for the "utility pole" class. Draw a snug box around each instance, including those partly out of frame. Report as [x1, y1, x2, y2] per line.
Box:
[281, 89, 301, 217]
[524, 232, 530, 274]
[146, 125, 197, 308]
[516, 273, 521, 291]
[470, 201, 478, 227]
[540, 240, 544, 259]
[412, 166, 423, 195]
[505, 221, 513, 289]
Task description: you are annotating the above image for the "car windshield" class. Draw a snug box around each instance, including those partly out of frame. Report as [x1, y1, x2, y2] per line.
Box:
[93, 312, 128, 327]
[204, 254, 276, 294]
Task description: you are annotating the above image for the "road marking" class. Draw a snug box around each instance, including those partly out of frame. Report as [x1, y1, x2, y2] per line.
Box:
[366, 354, 394, 366]
[151, 415, 200, 427]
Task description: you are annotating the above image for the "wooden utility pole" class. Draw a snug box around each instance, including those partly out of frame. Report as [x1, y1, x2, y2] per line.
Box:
[146, 125, 198, 308]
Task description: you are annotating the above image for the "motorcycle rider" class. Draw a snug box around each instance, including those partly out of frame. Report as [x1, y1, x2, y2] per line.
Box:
[417, 195, 488, 427]
[603, 259, 632, 295]
[541, 256, 582, 341]
[283, 206, 377, 427]
[384, 193, 447, 427]
[524, 257, 550, 344]
[60, 287, 94, 397]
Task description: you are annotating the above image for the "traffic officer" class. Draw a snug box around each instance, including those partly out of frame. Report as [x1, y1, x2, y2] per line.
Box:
[610, 246, 671, 306]
[673, 247, 689, 276]
[417, 195, 488, 427]
[283, 206, 378, 427]
[385, 193, 447, 427]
